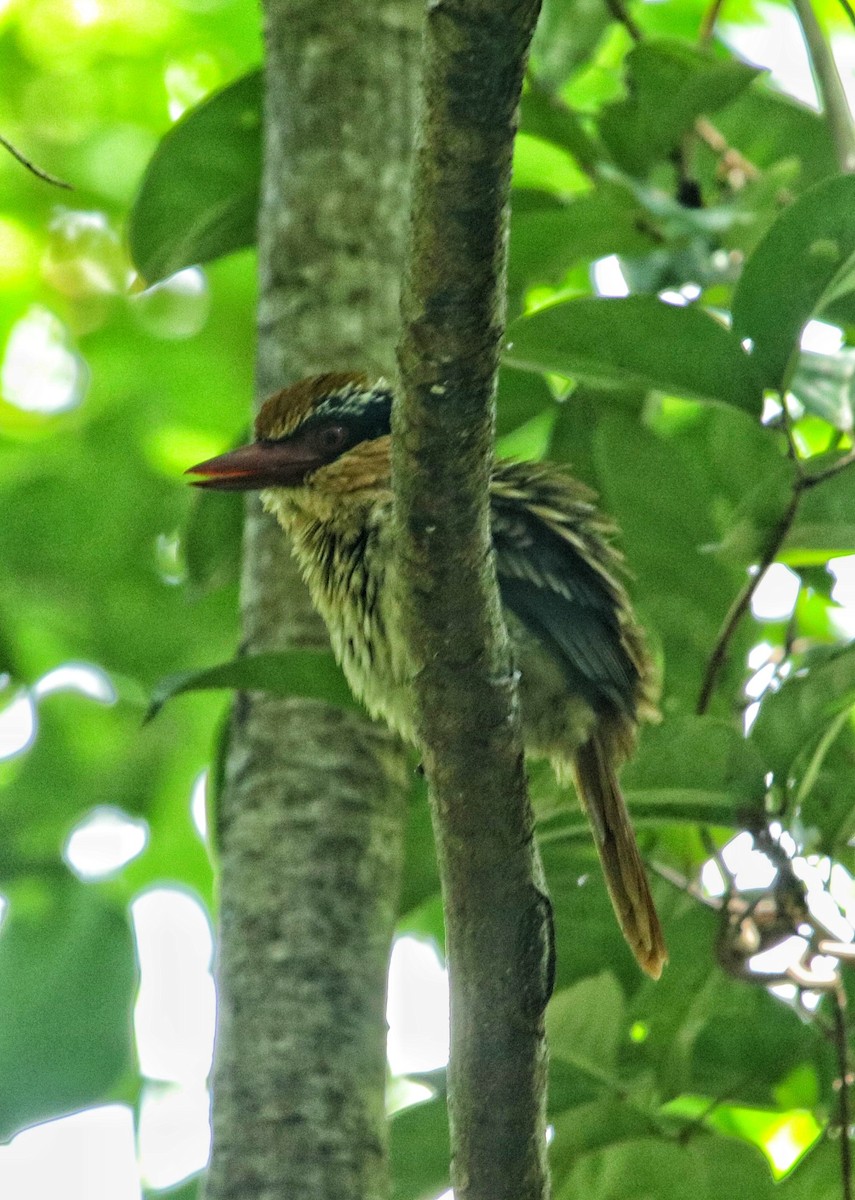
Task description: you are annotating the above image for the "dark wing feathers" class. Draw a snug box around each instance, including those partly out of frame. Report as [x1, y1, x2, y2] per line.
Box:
[490, 461, 642, 717]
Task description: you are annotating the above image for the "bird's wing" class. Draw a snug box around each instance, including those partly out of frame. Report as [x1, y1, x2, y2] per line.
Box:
[490, 462, 642, 717]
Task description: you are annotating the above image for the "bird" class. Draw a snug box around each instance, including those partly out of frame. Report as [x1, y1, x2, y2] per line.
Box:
[187, 372, 667, 978]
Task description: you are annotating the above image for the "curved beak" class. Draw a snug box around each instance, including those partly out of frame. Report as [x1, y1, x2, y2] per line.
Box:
[186, 440, 318, 491]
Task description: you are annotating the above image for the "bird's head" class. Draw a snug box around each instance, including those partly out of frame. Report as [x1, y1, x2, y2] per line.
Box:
[186, 373, 393, 520]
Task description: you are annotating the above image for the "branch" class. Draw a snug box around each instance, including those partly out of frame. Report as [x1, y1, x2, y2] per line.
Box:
[394, 2, 550, 1199]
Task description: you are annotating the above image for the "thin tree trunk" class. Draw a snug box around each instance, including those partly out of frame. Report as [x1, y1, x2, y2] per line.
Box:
[205, 5, 421, 1199]
[394, 1, 550, 1199]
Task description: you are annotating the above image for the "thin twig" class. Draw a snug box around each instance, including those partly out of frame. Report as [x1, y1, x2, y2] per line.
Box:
[833, 983, 853, 1200]
[0, 134, 72, 190]
[802, 446, 855, 489]
[696, 442, 855, 714]
[604, 0, 642, 42]
[696, 489, 801, 715]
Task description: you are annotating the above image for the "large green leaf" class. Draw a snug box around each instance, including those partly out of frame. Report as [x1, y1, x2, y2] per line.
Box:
[147, 649, 359, 719]
[0, 880, 137, 1140]
[505, 297, 762, 411]
[129, 70, 263, 284]
[732, 175, 855, 393]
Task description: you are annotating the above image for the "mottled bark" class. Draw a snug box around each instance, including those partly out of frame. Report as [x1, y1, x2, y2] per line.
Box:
[205, 4, 421, 1200]
[393, 2, 550, 1200]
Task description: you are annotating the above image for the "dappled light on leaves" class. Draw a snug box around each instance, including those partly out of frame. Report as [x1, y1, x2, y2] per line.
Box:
[1, 306, 87, 413]
[64, 806, 148, 879]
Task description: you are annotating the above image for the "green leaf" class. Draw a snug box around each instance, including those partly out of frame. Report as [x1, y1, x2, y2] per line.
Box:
[553, 1131, 779, 1200]
[548, 972, 625, 1079]
[147, 649, 359, 720]
[713, 86, 836, 190]
[146, 1176, 203, 1200]
[390, 1096, 450, 1200]
[529, 0, 612, 93]
[505, 297, 762, 411]
[750, 644, 855, 785]
[786, 458, 855, 555]
[129, 70, 262, 284]
[790, 348, 855, 432]
[732, 175, 855, 393]
[0, 881, 137, 1140]
[598, 39, 760, 177]
[519, 86, 605, 175]
[508, 183, 650, 297]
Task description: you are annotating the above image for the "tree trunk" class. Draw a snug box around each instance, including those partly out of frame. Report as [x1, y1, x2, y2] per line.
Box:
[205, 5, 422, 1199]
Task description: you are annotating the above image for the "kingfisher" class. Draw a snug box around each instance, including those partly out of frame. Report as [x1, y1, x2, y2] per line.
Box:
[188, 372, 667, 978]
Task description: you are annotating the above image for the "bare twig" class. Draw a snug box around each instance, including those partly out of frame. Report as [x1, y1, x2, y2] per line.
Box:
[696, 489, 801, 714]
[0, 134, 72, 189]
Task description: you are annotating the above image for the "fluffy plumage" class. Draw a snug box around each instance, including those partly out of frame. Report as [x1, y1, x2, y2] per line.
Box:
[188, 373, 666, 978]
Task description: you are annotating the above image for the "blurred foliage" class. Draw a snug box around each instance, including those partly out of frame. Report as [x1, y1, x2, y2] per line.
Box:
[7, 0, 855, 1197]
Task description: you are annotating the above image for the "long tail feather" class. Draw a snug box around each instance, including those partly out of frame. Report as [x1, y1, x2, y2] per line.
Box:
[572, 735, 667, 979]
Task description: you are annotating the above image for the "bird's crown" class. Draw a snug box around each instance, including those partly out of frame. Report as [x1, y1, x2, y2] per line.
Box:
[256, 373, 392, 444]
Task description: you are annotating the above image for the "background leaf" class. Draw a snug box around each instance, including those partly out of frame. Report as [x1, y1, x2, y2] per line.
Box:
[129, 71, 262, 284]
[506, 297, 762, 410]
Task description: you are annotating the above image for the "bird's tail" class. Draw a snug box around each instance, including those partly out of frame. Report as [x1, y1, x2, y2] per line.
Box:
[572, 735, 667, 979]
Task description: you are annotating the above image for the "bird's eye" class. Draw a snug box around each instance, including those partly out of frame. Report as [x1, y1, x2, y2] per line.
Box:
[315, 424, 349, 456]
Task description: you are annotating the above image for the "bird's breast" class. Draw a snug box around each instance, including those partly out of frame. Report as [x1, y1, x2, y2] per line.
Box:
[289, 509, 418, 742]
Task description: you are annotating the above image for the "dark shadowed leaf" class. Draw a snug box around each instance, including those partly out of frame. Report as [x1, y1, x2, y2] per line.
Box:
[0, 881, 137, 1140]
[147, 649, 359, 720]
[732, 175, 855, 393]
[390, 1096, 450, 1200]
[508, 183, 650, 298]
[505, 297, 761, 411]
[130, 71, 262, 283]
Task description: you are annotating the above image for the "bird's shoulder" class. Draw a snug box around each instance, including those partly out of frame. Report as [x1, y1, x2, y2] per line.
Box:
[489, 458, 652, 722]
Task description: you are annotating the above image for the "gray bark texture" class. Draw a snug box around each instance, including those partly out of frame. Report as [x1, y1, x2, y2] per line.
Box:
[394, 1, 550, 1199]
[205, 4, 422, 1199]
